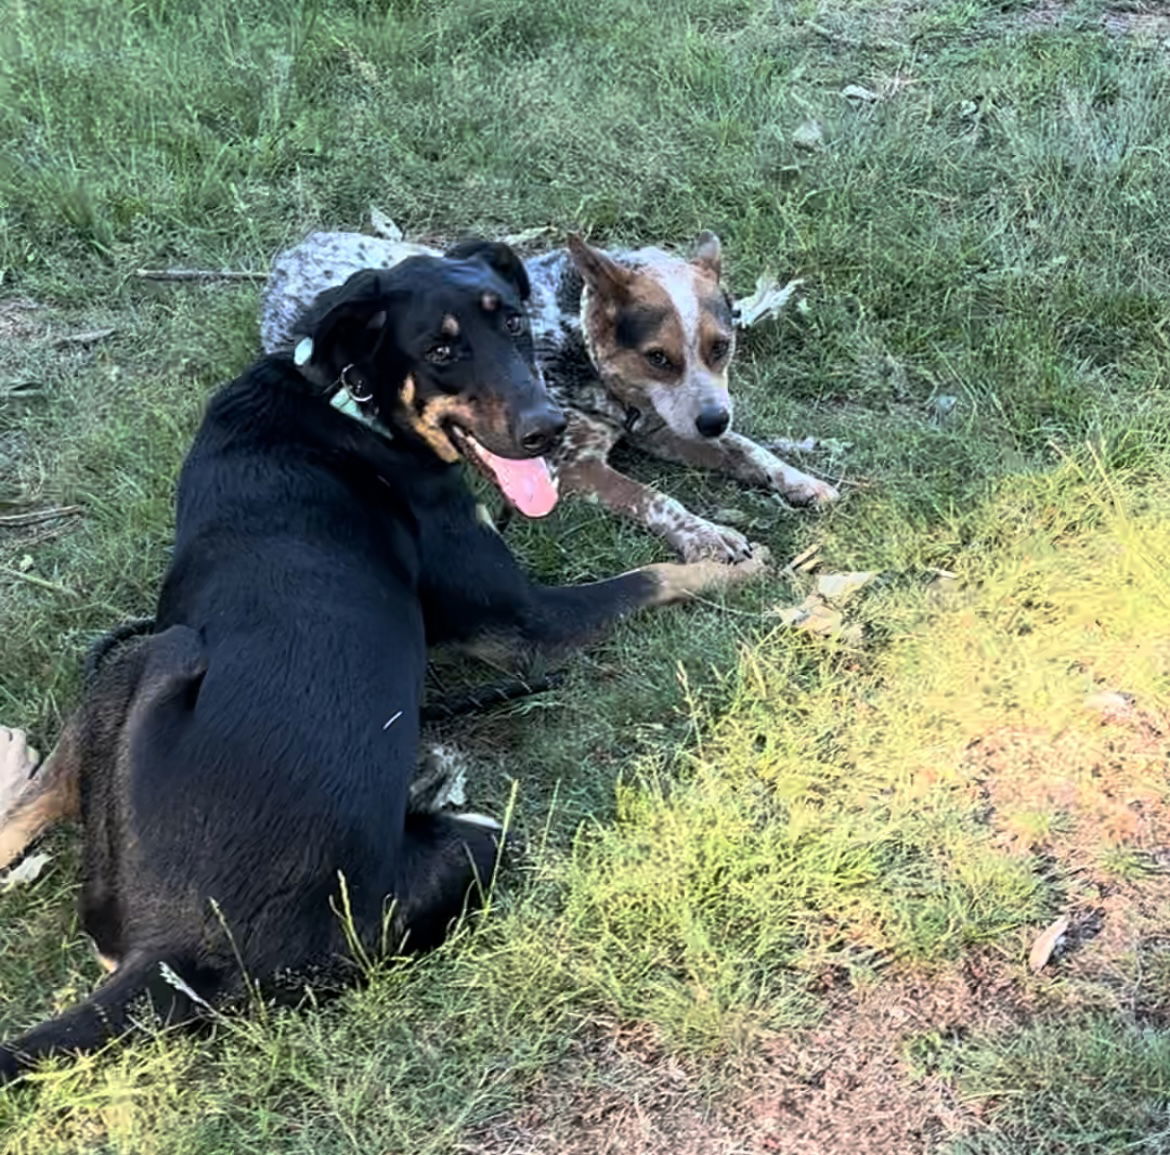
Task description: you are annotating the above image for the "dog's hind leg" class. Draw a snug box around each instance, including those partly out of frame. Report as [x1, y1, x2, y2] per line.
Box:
[0, 616, 161, 869]
[0, 625, 206, 872]
[0, 949, 217, 1086]
[77, 625, 208, 971]
[387, 811, 505, 954]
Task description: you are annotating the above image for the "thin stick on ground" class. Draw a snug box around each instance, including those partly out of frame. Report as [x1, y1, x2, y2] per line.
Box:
[134, 268, 267, 282]
[53, 329, 116, 348]
[0, 506, 83, 528]
[0, 567, 77, 596]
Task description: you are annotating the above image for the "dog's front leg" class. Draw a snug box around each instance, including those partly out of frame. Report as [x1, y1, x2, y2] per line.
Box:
[459, 550, 769, 668]
[419, 500, 767, 669]
[554, 415, 758, 563]
[636, 427, 839, 507]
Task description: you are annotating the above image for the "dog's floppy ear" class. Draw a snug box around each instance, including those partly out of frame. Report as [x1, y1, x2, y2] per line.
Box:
[690, 231, 722, 281]
[566, 234, 633, 303]
[444, 238, 531, 301]
[292, 268, 398, 385]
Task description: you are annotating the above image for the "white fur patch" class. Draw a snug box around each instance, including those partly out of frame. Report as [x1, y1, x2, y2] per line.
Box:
[451, 812, 503, 831]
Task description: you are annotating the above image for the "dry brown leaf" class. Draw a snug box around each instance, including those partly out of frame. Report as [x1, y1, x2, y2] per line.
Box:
[1028, 915, 1070, 973]
[785, 543, 822, 574]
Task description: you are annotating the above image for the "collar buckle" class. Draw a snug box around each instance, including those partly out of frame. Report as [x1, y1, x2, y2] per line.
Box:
[340, 363, 373, 404]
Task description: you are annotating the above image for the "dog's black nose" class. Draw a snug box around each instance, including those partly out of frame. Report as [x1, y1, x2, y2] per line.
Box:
[695, 406, 730, 438]
[517, 409, 567, 456]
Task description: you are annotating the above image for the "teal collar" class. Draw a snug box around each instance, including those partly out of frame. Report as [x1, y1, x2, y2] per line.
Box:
[328, 374, 395, 442]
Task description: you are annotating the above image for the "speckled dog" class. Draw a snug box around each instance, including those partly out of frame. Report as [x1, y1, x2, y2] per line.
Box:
[262, 231, 838, 562]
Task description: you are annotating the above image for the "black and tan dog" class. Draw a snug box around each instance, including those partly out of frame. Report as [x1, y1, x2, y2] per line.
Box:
[0, 243, 762, 1082]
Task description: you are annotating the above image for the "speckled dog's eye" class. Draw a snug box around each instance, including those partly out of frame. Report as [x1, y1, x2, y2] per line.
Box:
[645, 349, 673, 371]
[709, 339, 730, 362]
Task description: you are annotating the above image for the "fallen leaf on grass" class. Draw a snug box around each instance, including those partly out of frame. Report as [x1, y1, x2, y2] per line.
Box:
[816, 571, 877, 603]
[1083, 690, 1135, 720]
[769, 571, 876, 644]
[792, 119, 824, 150]
[733, 275, 804, 328]
[784, 542, 822, 575]
[1, 852, 51, 892]
[1028, 915, 1070, 973]
[841, 83, 880, 103]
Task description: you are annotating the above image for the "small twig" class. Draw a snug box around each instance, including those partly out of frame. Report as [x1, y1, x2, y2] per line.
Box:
[0, 566, 77, 596]
[0, 505, 82, 528]
[53, 328, 116, 348]
[134, 268, 267, 283]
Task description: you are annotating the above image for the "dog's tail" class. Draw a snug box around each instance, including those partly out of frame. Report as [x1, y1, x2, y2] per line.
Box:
[0, 952, 217, 1086]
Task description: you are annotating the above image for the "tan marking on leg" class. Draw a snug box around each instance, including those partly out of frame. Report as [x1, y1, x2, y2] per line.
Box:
[640, 551, 769, 605]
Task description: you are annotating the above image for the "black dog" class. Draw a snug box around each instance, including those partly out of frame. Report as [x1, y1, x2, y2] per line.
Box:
[0, 244, 763, 1082]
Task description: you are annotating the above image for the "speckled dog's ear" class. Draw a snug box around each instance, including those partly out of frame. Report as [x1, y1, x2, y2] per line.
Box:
[566, 234, 633, 303]
[444, 238, 531, 301]
[690, 231, 722, 281]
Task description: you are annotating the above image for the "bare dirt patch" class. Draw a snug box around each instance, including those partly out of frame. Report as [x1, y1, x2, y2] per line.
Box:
[964, 698, 1170, 868]
[735, 969, 1028, 1155]
[1018, 1, 1170, 44]
[1102, 3, 1170, 46]
[964, 695, 1170, 1020]
[458, 1024, 751, 1155]
[462, 969, 1031, 1155]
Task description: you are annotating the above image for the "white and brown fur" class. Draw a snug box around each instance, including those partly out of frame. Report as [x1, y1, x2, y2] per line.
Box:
[261, 231, 838, 562]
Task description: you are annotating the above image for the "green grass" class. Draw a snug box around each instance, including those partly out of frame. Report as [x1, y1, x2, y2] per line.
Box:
[2, 0, 1170, 1150]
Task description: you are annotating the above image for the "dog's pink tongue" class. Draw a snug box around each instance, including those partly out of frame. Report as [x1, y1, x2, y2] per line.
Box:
[477, 447, 559, 517]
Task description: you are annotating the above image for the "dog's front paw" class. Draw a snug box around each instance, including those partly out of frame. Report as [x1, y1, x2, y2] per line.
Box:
[672, 518, 754, 564]
[772, 467, 839, 507]
[647, 545, 771, 604]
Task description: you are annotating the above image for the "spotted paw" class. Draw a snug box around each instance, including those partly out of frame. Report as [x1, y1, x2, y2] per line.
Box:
[673, 518, 754, 564]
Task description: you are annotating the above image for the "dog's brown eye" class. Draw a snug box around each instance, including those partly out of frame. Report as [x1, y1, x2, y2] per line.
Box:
[645, 349, 673, 371]
[709, 339, 730, 362]
[505, 313, 525, 336]
[427, 344, 453, 365]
